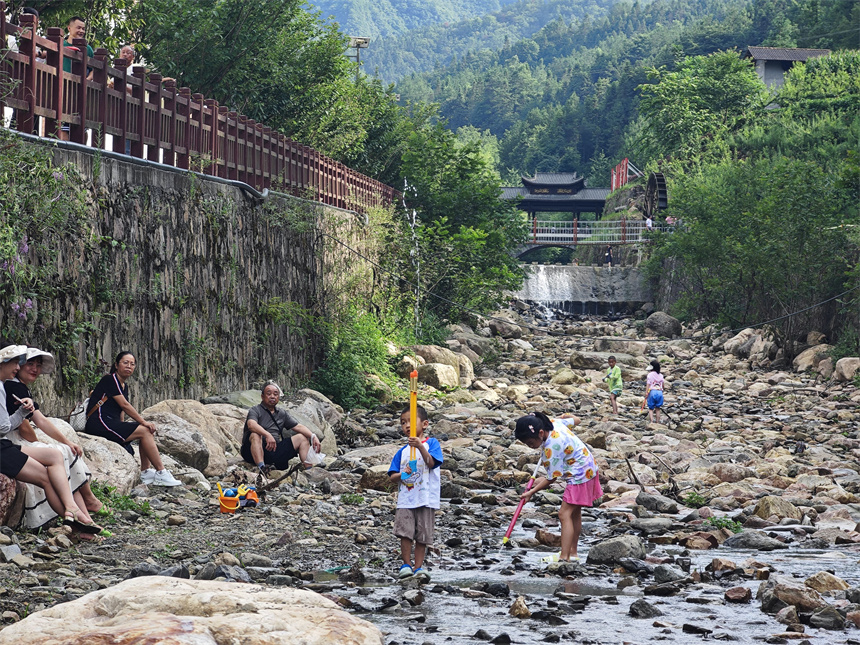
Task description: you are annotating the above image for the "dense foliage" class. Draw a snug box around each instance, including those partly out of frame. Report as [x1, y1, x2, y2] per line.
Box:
[644, 50, 859, 355]
[394, 0, 858, 181]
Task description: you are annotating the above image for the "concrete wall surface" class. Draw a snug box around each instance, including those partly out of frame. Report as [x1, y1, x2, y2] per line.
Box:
[515, 264, 653, 308]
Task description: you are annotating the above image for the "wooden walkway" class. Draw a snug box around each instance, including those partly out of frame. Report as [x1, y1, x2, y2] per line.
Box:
[0, 5, 399, 212]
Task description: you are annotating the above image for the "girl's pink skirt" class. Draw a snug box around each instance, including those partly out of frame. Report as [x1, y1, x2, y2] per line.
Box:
[563, 477, 604, 507]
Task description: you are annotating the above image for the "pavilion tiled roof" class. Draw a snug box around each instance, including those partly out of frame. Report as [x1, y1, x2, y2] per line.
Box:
[501, 187, 610, 201]
[521, 172, 579, 185]
[744, 46, 831, 62]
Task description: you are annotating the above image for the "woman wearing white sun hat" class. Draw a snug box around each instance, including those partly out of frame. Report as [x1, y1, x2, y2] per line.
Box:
[0, 345, 106, 536]
[5, 347, 107, 531]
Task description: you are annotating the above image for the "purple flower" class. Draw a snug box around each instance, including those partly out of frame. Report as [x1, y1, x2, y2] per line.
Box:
[11, 303, 19, 311]
[24, 299, 32, 309]
[18, 312, 26, 320]
[52, 171, 64, 181]
[18, 236, 29, 254]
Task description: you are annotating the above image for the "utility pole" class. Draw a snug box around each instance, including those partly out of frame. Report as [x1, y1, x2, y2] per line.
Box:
[346, 37, 370, 83]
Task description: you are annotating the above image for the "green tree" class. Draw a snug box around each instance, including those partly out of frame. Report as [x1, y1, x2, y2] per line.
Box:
[634, 50, 770, 164]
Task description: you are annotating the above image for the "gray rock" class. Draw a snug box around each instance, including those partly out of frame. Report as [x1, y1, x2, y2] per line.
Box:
[653, 564, 686, 584]
[645, 312, 682, 338]
[586, 535, 646, 565]
[143, 411, 210, 472]
[809, 606, 845, 630]
[722, 530, 788, 551]
[636, 492, 678, 514]
[631, 518, 674, 535]
[629, 598, 663, 618]
[0, 544, 22, 563]
[128, 562, 162, 578]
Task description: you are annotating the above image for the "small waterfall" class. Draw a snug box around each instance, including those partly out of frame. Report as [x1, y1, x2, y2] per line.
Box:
[515, 264, 652, 315]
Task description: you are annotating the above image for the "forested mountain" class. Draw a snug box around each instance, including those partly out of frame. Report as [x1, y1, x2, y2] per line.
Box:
[394, 0, 859, 181]
[310, 0, 519, 39]
[359, 0, 626, 85]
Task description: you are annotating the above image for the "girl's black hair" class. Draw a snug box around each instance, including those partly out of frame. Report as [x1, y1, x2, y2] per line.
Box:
[514, 411, 553, 441]
[110, 351, 134, 373]
[650, 359, 661, 374]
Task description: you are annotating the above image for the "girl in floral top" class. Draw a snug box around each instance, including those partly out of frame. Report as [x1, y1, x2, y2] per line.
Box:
[515, 411, 603, 561]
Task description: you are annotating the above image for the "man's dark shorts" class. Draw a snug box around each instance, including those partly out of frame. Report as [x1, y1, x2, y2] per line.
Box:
[241, 437, 298, 470]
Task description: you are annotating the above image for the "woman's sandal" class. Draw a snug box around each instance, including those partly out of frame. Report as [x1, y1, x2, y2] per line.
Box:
[91, 503, 112, 517]
[63, 509, 106, 535]
[73, 531, 105, 544]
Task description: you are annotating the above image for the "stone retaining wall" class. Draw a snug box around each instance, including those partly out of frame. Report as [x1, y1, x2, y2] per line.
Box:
[1, 144, 380, 414]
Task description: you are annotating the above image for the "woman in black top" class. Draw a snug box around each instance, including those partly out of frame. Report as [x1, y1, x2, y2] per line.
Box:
[82, 352, 182, 487]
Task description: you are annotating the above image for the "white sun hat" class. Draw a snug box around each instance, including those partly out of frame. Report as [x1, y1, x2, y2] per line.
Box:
[0, 345, 28, 364]
[24, 347, 56, 375]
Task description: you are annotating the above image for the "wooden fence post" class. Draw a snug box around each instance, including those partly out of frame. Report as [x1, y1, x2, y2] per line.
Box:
[46, 27, 64, 138]
[69, 37, 89, 143]
[131, 65, 146, 157]
[112, 58, 129, 153]
[147, 73, 164, 163]
[16, 13, 38, 134]
[162, 79, 177, 166]
[92, 48, 108, 148]
[176, 87, 191, 169]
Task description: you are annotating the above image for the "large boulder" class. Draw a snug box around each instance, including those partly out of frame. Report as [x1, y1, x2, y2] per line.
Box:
[202, 390, 263, 409]
[413, 345, 474, 387]
[143, 412, 209, 472]
[0, 475, 24, 528]
[644, 312, 682, 338]
[722, 328, 756, 356]
[340, 445, 400, 468]
[586, 535, 646, 565]
[593, 338, 648, 357]
[489, 318, 523, 339]
[792, 344, 833, 372]
[722, 530, 788, 552]
[417, 363, 459, 389]
[569, 351, 637, 370]
[73, 429, 139, 495]
[805, 571, 850, 593]
[204, 403, 247, 446]
[834, 357, 860, 382]
[285, 398, 339, 457]
[0, 577, 383, 645]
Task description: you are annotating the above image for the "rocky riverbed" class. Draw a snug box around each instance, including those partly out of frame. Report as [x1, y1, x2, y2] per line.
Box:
[0, 305, 858, 644]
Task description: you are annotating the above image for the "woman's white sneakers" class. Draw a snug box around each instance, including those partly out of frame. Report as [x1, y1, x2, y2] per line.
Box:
[141, 468, 182, 487]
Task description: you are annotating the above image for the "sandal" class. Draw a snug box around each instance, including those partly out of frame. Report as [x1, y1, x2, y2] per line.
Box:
[63, 509, 105, 535]
[73, 531, 104, 544]
[91, 503, 112, 517]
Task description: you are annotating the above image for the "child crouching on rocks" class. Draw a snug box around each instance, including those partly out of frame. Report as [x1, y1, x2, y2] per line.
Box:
[388, 405, 443, 582]
[514, 412, 603, 562]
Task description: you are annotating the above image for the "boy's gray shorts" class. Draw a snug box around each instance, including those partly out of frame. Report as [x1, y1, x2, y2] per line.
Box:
[394, 507, 436, 545]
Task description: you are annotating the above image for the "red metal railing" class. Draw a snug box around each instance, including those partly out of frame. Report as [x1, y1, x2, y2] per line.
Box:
[0, 6, 400, 212]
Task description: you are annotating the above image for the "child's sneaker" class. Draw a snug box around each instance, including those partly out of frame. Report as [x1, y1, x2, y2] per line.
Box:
[398, 564, 414, 579]
[412, 567, 431, 582]
[540, 552, 560, 564]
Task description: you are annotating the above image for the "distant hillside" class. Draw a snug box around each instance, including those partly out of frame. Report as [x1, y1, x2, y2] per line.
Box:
[363, 0, 625, 85]
[310, 0, 520, 39]
[395, 0, 858, 182]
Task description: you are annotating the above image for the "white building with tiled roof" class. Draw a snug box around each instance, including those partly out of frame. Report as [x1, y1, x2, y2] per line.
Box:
[743, 46, 831, 88]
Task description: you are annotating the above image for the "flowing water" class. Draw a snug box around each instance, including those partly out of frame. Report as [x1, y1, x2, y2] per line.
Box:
[322, 507, 860, 644]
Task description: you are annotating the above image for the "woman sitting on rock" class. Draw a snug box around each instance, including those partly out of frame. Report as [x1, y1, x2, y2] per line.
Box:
[81, 351, 182, 487]
[0, 345, 105, 537]
[5, 347, 107, 530]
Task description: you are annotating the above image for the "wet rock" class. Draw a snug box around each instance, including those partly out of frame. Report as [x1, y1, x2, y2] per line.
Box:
[535, 529, 561, 547]
[809, 605, 845, 630]
[653, 564, 686, 584]
[586, 535, 646, 565]
[682, 623, 713, 635]
[628, 598, 663, 618]
[759, 575, 828, 613]
[725, 586, 752, 603]
[753, 496, 801, 522]
[403, 589, 424, 606]
[0, 577, 383, 644]
[804, 571, 849, 593]
[546, 561, 582, 577]
[631, 518, 674, 535]
[774, 605, 798, 625]
[509, 596, 530, 618]
[722, 531, 788, 551]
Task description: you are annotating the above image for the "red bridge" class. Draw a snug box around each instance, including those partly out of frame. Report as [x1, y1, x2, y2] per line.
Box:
[0, 6, 399, 212]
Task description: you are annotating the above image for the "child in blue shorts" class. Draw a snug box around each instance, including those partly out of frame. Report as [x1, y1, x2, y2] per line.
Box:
[645, 359, 665, 424]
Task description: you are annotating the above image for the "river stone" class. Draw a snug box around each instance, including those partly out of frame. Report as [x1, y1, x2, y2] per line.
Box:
[631, 518, 674, 535]
[143, 399, 237, 452]
[645, 312, 682, 338]
[550, 368, 586, 385]
[759, 575, 828, 613]
[593, 338, 648, 356]
[709, 463, 756, 483]
[722, 329, 756, 356]
[0, 577, 383, 644]
[412, 345, 462, 377]
[724, 586, 752, 603]
[809, 605, 846, 630]
[489, 318, 522, 339]
[805, 571, 850, 593]
[417, 363, 459, 389]
[204, 403, 248, 446]
[792, 344, 833, 372]
[509, 596, 530, 619]
[341, 445, 399, 468]
[653, 564, 686, 584]
[569, 350, 636, 370]
[629, 598, 663, 618]
[586, 535, 646, 565]
[775, 605, 799, 625]
[753, 496, 802, 521]
[535, 529, 561, 547]
[636, 491, 678, 514]
[358, 466, 395, 492]
[835, 357, 860, 382]
[723, 531, 788, 551]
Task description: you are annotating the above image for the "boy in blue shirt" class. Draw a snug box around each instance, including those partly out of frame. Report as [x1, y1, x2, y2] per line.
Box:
[388, 405, 443, 581]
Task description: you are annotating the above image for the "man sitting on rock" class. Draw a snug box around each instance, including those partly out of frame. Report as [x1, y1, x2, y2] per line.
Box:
[241, 382, 321, 482]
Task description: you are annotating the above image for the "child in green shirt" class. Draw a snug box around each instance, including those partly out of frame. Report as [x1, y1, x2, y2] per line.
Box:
[603, 356, 622, 415]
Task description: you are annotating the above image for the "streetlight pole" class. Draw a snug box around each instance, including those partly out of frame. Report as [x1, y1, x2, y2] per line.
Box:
[346, 36, 370, 83]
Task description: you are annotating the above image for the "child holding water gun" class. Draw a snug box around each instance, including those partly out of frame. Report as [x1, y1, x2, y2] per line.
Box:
[388, 405, 443, 581]
[514, 412, 602, 561]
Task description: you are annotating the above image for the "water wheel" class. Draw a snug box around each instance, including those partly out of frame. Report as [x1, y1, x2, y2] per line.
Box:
[644, 172, 668, 218]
